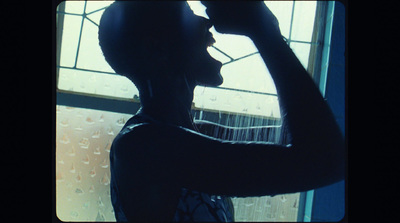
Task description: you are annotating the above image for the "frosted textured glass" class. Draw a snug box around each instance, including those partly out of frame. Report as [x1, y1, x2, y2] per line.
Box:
[58, 68, 138, 99]
[56, 105, 301, 222]
[232, 194, 300, 222]
[56, 105, 133, 221]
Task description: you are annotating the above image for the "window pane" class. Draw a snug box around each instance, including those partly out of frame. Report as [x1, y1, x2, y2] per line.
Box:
[211, 30, 259, 60]
[64, 0, 86, 14]
[77, 18, 114, 73]
[187, 1, 208, 18]
[59, 14, 82, 67]
[291, 1, 317, 42]
[264, 1, 294, 39]
[85, 0, 114, 14]
[207, 46, 232, 64]
[290, 42, 311, 70]
[219, 55, 277, 95]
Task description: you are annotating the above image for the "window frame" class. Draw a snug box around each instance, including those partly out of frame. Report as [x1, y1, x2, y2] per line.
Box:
[55, 1, 337, 221]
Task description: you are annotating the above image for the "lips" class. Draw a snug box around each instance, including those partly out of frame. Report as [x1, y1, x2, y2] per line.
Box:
[206, 32, 216, 47]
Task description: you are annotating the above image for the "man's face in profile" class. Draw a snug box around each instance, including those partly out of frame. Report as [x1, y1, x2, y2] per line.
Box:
[178, 3, 223, 87]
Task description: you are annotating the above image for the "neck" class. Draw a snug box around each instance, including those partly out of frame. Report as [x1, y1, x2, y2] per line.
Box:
[137, 77, 197, 130]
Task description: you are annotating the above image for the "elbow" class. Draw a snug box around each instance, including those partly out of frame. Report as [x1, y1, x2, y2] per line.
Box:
[291, 141, 345, 189]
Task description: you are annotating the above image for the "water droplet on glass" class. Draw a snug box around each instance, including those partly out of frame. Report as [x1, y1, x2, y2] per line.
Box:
[209, 95, 217, 102]
[116, 117, 126, 126]
[81, 154, 90, 165]
[75, 187, 84, 194]
[100, 158, 109, 168]
[94, 147, 101, 155]
[120, 85, 128, 92]
[104, 140, 111, 153]
[89, 185, 95, 193]
[92, 130, 101, 138]
[70, 162, 76, 173]
[75, 172, 82, 183]
[65, 106, 75, 111]
[101, 173, 110, 185]
[86, 116, 95, 124]
[56, 172, 65, 182]
[82, 201, 90, 209]
[70, 211, 79, 218]
[60, 134, 70, 144]
[79, 138, 90, 149]
[57, 156, 64, 164]
[75, 125, 83, 131]
[280, 210, 285, 219]
[60, 119, 69, 127]
[106, 127, 114, 136]
[95, 210, 105, 221]
[67, 146, 76, 156]
[89, 167, 96, 178]
[97, 196, 104, 207]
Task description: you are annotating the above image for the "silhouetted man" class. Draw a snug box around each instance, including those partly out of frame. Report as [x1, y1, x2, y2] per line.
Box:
[98, 1, 344, 222]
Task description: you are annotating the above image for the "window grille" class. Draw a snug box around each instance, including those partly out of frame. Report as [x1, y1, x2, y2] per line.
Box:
[55, 1, 335, 221]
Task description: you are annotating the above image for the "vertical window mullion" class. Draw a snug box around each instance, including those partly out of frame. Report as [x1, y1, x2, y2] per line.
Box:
[287, 1, 296, 47]
[73, 1, 87, 69]
[56, 1, 66, 88]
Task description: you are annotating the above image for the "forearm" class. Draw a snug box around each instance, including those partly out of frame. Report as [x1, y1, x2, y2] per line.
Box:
[250, 29, 344, 179]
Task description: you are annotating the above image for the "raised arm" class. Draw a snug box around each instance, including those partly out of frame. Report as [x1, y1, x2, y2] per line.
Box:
[112, 2, 345, 201]
[201, 1, 345, 186]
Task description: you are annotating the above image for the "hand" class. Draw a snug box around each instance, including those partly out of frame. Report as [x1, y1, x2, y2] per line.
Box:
[201, 1, 281, 37]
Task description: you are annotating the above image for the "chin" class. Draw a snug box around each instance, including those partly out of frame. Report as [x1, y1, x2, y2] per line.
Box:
[196, 61, 223, 87]
[211, 72, 224, 86]
[196, 72, 223, 87]
[191, 46, 224, 86]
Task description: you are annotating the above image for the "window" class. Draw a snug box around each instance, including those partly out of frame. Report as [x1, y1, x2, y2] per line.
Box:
[55, 1, 335, 221]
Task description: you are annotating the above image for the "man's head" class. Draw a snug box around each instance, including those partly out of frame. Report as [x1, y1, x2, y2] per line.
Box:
[98, 1, 223, 91]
